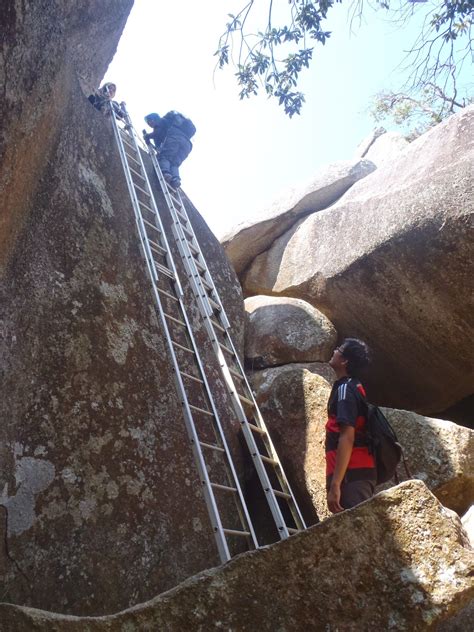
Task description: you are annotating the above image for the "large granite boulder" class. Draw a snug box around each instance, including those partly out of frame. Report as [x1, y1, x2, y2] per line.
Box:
[0, 0, 247, 617]
[244, 295, 337, 368]
[1, 481, 473, 631]
[382, 409, 474, 514]
[242, 107, 474, 414]
[221, 159, 376, 275]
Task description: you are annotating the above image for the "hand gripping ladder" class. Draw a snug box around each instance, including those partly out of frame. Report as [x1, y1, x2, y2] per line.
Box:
[110, 104, 258, 563]
[147, 149, 306, 540]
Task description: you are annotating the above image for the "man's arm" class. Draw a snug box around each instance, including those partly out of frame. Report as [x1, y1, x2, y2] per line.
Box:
[327, 424, 355, 513]
[153, 118, 169, 146]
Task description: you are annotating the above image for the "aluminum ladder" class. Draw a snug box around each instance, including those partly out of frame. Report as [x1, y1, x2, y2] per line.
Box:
[110, 104, 259, 563]
[147, 142, 306, 540]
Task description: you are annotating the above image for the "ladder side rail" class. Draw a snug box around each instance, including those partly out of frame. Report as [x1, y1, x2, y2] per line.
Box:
[111, 108, 258, 559]
[110, 113, 162, 289]
[168, 291, 259, 552]
[110, 109, 231, 561]
[196, 311, 293, 538]
[206, 288, 307, 531]
[148, 276, 232, 563]
[111, 107, 184, 297]
[147, 150, 306, 534]
[158, 189, 294, 537]
[148, 150, 229, 326]
[139, 143, 258, 548]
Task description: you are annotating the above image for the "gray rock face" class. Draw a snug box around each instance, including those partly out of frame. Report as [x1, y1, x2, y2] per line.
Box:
[242, 106, 474, 414]
[0, 0, 247, 616]
[1, 481, 473, 631]
[221, 159, 376, 274]
[381, 409, 474, 514]
[244, 295, 337, 368]
[0, 0, 133, 275]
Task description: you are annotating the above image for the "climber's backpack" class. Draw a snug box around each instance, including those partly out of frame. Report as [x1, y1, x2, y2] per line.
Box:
[354, 389, 411, 485]
[165, 111, 196, 140]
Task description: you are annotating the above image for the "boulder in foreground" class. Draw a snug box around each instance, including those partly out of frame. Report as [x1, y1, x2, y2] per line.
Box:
[1, 481, 473, 631]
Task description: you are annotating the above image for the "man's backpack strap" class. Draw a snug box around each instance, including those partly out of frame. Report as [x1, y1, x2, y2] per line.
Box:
[400, 450, 412, 480]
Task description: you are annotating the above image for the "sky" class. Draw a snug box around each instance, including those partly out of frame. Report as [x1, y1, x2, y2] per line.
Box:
[104, 0, 470, 237]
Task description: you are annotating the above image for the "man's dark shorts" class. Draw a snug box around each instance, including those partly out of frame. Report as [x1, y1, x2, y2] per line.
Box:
[340, 480, 375, 510]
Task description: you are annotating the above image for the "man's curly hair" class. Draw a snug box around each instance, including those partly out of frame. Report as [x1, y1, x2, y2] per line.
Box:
[340, 338, 370, 377]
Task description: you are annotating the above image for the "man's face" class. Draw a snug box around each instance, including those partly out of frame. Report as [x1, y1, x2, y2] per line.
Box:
[329, 346, 347, 371]
[107, 84, 116, 98]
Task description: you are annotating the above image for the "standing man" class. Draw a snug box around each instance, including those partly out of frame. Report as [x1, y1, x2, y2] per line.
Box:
[144, 111, 195, 189]
[325, 338, 376, 513]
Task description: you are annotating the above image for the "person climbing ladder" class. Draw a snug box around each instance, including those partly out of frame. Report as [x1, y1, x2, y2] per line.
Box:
[143, 110, 196, 189]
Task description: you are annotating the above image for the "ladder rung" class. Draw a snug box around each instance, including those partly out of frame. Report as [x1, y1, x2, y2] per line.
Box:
[259, 454, 278, 466]
[210, 318, 226, 333]
[194, 257, 206, 272]
[134, 182, 152, 198]
[273, 489, 291, 500]
[211, 483, 237, 493]
[163, 312, 186, 327]
[139, 200, 156, 215]
[222, 528, 252, 537]
[148, 237, 164, 250]
[188, 403, 214, 417]
[238, 393, 255, 408]
[129, 165, 146, 181]
[124, 151, 141, 166]
[169, 192, 182, 206]
[121, 137, 137, 153]
[120, 130, 135, 145]
[154, 261, 175, 280]
[149, 242, 167, 257]
[180, 370, 204, 385]
[187, 241, 199, 255]
[229, 367, 244, 381]
[208, 297, 221, 312]
[248, 422, 266, 435]
[219, 342, 235, 356]
[176, 207, 188, 221]
[142, 218, 162, 233]
[157, 287, 179, 302]
[181, 224, 194, 238]
[199, 441, 225, 453]
[201, 278, 213, 291]
[171, 340, 195, 355]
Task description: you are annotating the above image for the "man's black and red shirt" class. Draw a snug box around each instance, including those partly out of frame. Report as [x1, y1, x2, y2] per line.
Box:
[325, 377, 376, 484]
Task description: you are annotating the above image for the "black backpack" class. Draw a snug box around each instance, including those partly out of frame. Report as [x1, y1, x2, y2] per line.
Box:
[355, 390, 411, 485]
[165, 111, 196, 140]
